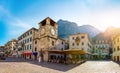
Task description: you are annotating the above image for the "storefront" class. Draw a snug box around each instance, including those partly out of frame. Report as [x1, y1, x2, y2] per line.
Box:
[47, 49, 87, 64]
[23, 52, 32, 59]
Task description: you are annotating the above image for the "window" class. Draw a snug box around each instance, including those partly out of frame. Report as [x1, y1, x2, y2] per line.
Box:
[28, 32, 29, 36]
[105, 45, 107, 48]
[24, 34, 26, 37]
[81, 36, 85, 39]
[102, 40, 104, 43]
[99, 40, 101, 44]
[52, 41, 54, 46]
[30, 37, 32, 42]
[61, 48, 63, 50]
[30, 31, 32, 34]
[27, 45, 29, 50]
[27, 38, 29, 43]
[23, 46, 25, 50]
[24, 40, 26, 43]
[82, 48, 84, 50]
[114, 41, 116, 44]
[35, 48, 37, 51]
[25, 39, 26, 43]
[25, 46, 27, 50]
[114, 48, 116, 52]
[35, 41, 37, 44]
[72, 37, 74, 40]
[30, 45, 32, 49]
[22, 48, 24, 51]
[82, 42, 84, 45]
[77, 43, 79, 46]
[117, 46, 119, 51]
[62, 41, 63, 45]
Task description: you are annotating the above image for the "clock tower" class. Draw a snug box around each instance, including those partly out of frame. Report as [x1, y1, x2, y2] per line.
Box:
[39, 17, 58, 38]
[38, 17, 58, 61]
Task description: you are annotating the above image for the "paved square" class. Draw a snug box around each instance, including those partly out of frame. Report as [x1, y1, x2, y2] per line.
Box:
[0, 58, 120, 73]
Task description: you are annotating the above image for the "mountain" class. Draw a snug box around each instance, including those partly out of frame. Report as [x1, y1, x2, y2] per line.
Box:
[57, 19, 101, 39]
[93, 27, 120, 42]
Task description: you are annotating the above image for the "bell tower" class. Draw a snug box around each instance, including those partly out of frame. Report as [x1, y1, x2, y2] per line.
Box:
[39, 17, 58, 38]
[38, 17, 58, 62]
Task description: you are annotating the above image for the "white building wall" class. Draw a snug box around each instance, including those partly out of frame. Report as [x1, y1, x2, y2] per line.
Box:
[69, 33, 93, 54]
[18, 28, 38, 56]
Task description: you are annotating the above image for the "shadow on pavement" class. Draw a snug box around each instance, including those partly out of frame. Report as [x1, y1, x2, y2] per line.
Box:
[112, 60, 120, 66]
[0, 57, 85, 72]
[28, 61, 83, 72]
[0, 57, 32, 62]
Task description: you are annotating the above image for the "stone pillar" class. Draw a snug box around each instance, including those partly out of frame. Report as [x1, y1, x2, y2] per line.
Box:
[43, 50, 49, 62]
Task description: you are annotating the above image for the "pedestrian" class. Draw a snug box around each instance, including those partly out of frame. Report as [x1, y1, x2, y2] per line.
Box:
[38, 56, 41, 62]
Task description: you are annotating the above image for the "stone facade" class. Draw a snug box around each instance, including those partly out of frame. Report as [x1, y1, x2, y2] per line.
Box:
[33, 17, 66, 61]
[4, 39, 18, 57]
[112, 34, 120, 62]
[69, 33, 93, 59]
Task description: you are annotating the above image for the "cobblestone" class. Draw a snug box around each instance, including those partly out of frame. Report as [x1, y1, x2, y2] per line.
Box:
[0, 58, 120, 73]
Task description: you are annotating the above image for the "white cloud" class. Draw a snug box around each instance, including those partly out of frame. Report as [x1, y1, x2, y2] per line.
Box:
[78, 8, 120, 31]
[65, 0, 120, 32]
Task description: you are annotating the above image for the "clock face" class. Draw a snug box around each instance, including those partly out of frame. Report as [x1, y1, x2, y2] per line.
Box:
[51, 28, 55, 35]
[41, 28, 45, 35]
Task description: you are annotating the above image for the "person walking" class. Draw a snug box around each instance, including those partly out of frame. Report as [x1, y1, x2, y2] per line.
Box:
[38, 56, 41, 62]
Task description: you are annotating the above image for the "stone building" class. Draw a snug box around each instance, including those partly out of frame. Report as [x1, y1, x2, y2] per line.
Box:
[33, 17, 66, 61]
[92, 33, 112, 60]
[17, 28, 38, 59]
[112, 34, 120, 62]
[69, 33, 93, 60]
[93, 40, 112, 60]
[0, 46, 5, 53]
[4, 39, 18, 57]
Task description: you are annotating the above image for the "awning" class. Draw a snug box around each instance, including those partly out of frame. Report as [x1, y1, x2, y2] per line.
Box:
[48, 49, 87, 55]
[32, 52, 38, 56]
[23, 52, 32, 56]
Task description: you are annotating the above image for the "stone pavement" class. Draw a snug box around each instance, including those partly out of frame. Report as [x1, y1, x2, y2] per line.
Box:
[0, 57, 120, 73]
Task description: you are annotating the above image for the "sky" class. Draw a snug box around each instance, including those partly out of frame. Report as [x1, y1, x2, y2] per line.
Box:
[0, 0, 120, 45]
